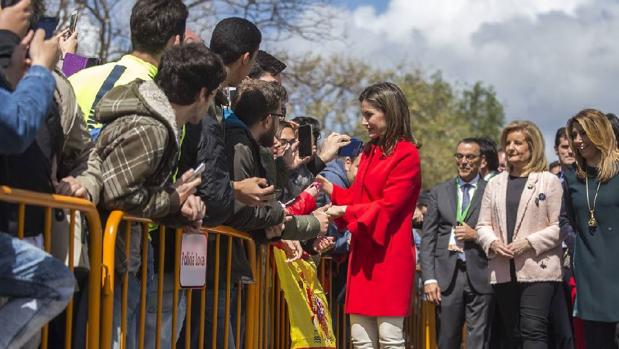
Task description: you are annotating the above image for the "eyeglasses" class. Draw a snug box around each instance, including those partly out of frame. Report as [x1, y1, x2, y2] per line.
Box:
[454, 153, 480, 161]
[278, 139, 296, 148]
[270, 113, 286, 121]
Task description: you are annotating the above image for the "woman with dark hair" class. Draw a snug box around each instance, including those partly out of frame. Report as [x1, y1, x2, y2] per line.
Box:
[563, 109, 619, 349]
[318, 82, 421, 348]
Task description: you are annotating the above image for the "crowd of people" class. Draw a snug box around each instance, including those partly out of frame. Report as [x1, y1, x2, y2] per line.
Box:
[419, 115, 619, 349]
[0, 0, 618, 349]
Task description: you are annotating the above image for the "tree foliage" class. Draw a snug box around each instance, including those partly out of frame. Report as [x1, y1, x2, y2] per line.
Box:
[47, 0, 335, 61]
[45, 0, 504, 188]
[284, 56, 506, 189]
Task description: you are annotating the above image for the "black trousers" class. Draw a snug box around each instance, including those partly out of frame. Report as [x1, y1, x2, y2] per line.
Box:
[548, 281, 574, 349]
[583, 320, 619, 349]
[494, 281, 558, 349]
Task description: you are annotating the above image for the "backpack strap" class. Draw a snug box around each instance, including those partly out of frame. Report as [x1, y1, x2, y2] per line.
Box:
[87, 65, 127, 138]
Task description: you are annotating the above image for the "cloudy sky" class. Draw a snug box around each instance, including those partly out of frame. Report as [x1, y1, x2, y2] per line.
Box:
[280, 0, 619, 158]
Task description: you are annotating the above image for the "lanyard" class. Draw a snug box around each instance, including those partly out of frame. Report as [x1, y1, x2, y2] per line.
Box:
[456, 177, 474, 223]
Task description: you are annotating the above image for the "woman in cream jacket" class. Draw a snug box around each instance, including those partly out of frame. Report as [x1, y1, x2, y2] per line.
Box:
[476, 120, 563, 349]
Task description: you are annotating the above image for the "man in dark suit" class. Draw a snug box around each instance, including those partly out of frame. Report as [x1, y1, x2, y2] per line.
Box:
[420, 137, 494, 349]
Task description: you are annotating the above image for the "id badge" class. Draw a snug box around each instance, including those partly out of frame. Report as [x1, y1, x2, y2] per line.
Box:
[448, 226, 464, 252]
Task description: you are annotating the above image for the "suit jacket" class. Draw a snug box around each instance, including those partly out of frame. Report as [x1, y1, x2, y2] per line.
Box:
[420, 176, 492, 294]
[476, 171, 563, 284]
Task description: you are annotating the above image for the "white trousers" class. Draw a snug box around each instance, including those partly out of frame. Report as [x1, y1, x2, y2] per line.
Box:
[349, 314, 405, 349]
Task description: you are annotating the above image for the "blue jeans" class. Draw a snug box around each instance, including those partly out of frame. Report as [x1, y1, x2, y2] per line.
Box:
[0, 232, 75, 349]
[112, 273, 141, 349]
[144, 273, 187, 349]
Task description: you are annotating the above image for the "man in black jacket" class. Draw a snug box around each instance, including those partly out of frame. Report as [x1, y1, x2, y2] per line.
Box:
[177, 17, 274, 349]
[420, 138, 493, 349]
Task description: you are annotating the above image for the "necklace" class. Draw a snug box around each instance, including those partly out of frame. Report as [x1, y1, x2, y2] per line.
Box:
[585, 171, 602, 230]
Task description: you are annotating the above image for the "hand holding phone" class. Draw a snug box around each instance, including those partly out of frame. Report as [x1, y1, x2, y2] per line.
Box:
[174, 164, 204, 204]
[35, 16, 59, 39]
[188, 162, 206, 182]
[232, 177, 275, 207]
[0, 0, 32, 38]
[29, 29, 60, 69]
[68, 9, 79, 36]
[338, 137, 363, 157]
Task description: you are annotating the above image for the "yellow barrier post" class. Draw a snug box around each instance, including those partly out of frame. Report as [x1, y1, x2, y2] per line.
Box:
[101, 210, 124, 349]
[0, 186, 103, 349]
[138, 223, 149, 349]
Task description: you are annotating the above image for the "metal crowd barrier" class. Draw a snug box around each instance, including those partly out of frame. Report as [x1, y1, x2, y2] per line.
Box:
[0, 186, 103, 349]
[100, 211, 258, 349]
[0, 184, 440, 349]
[254, 245, 439, 349]
[406, 267, 438, 349]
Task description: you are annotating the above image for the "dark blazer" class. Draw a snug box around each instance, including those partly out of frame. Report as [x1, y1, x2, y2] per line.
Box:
[420, 176, 492, 294]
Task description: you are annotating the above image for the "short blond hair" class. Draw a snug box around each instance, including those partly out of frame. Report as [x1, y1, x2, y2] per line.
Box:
[500, 120, 548, 175]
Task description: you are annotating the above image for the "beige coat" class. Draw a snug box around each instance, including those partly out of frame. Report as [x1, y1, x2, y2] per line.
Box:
[476, 171, 563, 284]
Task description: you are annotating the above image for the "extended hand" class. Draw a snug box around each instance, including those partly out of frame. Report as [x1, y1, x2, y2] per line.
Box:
[325, 205, 346, 219]
[318, 133, 351, 163]
[314, 175, 333, 196]
[312, 205, 331, 235]
[233, 177, 275, 207]
[303, 183, 320, 199]
[281, 240, 303, 262]
[313, 236, 335, 254]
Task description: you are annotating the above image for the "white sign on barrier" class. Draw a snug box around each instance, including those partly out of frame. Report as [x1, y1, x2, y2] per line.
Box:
[180, 233, 207, 288]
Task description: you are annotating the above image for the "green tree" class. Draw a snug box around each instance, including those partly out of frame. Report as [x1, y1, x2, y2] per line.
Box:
[285, 56, 505, 189]
[49, 0, 336, 61]
[398, 72, 475, 187]
[456, 82, 505, 143]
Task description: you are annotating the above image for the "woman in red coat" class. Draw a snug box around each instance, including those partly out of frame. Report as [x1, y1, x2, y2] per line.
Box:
[318, 82, 421, 348]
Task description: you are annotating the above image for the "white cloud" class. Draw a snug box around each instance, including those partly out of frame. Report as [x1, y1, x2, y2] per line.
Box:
[279, 0, 619, 158]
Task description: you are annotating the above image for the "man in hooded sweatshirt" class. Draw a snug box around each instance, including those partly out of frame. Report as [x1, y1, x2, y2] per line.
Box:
[92, 43, 226, 348]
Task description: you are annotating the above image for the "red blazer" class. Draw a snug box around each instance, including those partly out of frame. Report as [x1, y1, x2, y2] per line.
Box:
[332, 140, 421, 316]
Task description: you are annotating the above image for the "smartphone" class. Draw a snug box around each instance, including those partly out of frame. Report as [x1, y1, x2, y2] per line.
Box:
[298, 124, 314, 158]
[224, 87, 237, 105]
[68, 9, 80, 36]
[35, 16, 60, 39]
[85, 57, 101, 68]
[262, 186, 280, 203]
[188, 162, 206, 181]
[338, 137, 363, 157]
